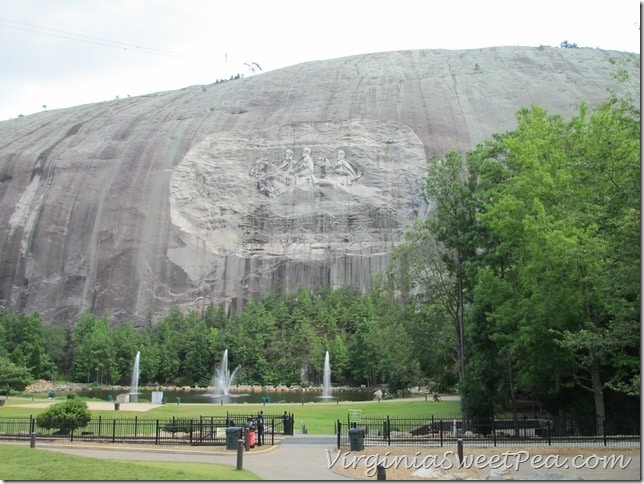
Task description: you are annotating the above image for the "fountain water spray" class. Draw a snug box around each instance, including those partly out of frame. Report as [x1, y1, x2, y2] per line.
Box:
[212, 349, 241, 396]
[130, 351, 140, 403]
[322, 351, 332, 398]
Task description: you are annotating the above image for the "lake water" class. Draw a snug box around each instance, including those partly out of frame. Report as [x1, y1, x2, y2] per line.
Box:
[77, 388, 376, 404]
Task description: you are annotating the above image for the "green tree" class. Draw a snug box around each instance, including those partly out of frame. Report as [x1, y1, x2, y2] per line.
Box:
[0, 310, 46, 379]
[474, 98, 640, 426]
[0, 356, 33, 393]
[112, 322, 141, 385]
[43, 325, 71, 379]
[385, 151, 479, 409]
[181, 310, 215, 386]
[71, 313, 118, 384]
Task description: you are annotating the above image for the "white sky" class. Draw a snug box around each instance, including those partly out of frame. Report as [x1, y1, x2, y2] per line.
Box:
[0, 0, 640, 121]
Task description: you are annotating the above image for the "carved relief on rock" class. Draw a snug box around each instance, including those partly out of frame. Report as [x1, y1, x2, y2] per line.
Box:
[250, 146, 362, 197]
[168, 119, 429, 283]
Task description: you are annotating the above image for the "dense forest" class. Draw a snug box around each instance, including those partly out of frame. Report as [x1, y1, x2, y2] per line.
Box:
[0, 90, 639, 432]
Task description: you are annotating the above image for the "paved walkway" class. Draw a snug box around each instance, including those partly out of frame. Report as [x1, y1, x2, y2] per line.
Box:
[24, 434, 643, 480]
[35, 434, 353, 480]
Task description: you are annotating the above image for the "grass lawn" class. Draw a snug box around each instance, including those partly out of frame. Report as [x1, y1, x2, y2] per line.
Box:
[0, 396, 461, 435]
[0, 444, 259, 480]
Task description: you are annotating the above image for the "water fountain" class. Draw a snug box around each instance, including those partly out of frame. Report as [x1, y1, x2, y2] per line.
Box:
[212, 349, 241, 396]
[129, 351, 140, 403]
[321, 350, 332, 398]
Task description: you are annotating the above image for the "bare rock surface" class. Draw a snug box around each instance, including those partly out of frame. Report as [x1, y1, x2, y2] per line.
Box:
[0, 47, 638, 325]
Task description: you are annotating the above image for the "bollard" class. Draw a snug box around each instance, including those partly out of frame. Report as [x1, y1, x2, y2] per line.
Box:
[457, 438, 463, 465]
[377, 464, 386, 480]
[236, 439, 244, 470]
[30, 432, 36, 448]
[244, 429, 250, 451]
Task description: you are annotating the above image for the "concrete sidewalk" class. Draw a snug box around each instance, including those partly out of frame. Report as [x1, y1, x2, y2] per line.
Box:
[36, 434, 354, 480]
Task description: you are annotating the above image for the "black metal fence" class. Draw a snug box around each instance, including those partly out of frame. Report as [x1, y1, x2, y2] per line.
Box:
[0, 412, 295, 447]
[336, 415, 640, 448]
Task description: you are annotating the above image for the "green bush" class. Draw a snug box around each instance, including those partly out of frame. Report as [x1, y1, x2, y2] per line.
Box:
[37, 394, 91, 434]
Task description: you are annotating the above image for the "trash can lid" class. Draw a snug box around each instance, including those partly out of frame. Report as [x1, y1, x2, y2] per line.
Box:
[226, 426, 242, 431]
[349, 428, 364, 434]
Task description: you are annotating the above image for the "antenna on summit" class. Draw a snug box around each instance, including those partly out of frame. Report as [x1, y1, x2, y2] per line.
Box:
[225, 31, 228, 68]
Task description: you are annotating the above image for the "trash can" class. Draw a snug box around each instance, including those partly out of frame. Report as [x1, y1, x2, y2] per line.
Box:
[245, 422, 256, 448]
[226, 427, 242, 450]
[0, 399, 4, 406]
[114, 402, 120, 411]
[349, 428, 364, 451]
[283, 415, 293, 435]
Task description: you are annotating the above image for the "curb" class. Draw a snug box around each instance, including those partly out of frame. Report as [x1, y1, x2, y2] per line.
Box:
[33, 442, 281, 456]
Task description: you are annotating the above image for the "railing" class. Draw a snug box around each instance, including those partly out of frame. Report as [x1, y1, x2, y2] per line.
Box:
[336, 415, 640, 448]
[0, 412, 295, 446]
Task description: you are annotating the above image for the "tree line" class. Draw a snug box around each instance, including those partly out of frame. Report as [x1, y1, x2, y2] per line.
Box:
[0, 286, 425, 393]
[0, 89, 639, 432]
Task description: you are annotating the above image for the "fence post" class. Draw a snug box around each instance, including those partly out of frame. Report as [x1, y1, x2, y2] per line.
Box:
[337, 420, 341, 449]
[492, 417, 497, 447]
[98, 415, 102, 437]
[155, 419, 160, 445]
[29, 415, 34, 434]
[440, 419, 443, 447]
[134, 415, 138, 438]
[602, 419, 607, 447]
[546, 421, 551, 446]
[112, 418, 116, 443]
[387, 416, 391, 446]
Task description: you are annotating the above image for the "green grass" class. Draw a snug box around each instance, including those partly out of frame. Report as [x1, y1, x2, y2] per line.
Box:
[0, 395, 461, 434]
[0, 444, 259, 480]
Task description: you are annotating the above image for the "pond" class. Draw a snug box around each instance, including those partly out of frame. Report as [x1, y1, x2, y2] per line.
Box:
[76, 388, 376, 404]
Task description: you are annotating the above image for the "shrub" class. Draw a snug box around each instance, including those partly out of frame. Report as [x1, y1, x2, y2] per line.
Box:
[37, 394, 91, 434]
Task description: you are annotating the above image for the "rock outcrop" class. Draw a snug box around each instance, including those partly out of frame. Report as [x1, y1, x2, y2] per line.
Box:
[0, 47, 638, 326]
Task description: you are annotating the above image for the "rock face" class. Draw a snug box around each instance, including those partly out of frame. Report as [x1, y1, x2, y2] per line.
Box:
[0, 47, 638, 326]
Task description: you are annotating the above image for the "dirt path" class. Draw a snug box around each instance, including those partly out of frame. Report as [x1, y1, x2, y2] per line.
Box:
[5, 400, 157, 412]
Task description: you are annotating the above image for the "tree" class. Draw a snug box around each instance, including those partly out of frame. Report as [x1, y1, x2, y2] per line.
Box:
[0, 356, 33, 393]
[71, 313, 118, 384]
[560, 40, 578, 48]
[37, 394, 91, 434]
[181, 311, 215, 386]
[43, 325, 71, 379]
[112, 322, 141, 386]
[474, 98, 640, 427]
[387, 151, 479, 411]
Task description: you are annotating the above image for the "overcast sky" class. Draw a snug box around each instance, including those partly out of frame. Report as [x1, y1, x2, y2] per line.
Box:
[0, 0, 639, 121]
